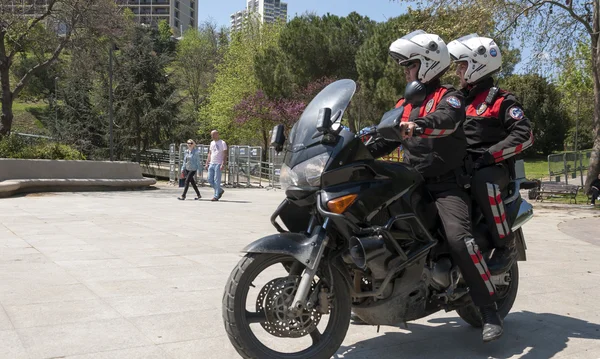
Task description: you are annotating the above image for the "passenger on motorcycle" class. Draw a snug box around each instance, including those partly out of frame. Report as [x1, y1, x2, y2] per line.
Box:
[367, 30, 504, 342]
[448, 35, 534, 274]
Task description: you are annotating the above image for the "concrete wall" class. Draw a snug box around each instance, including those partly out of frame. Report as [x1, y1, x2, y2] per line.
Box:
[0, 159, 156, 197]
[0, 159, 145, 181]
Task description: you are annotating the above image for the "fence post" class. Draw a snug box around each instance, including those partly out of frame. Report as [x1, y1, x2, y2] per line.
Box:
[169, 143, 176, 185]
[563, 154, 568, 185]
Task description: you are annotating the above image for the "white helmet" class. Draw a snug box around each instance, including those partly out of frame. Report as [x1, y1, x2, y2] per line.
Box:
[447, 34, 502, 84]
[389, 30, 451, 83]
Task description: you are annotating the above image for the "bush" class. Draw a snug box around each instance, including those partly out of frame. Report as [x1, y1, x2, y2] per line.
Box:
[0, 135, 85, 160]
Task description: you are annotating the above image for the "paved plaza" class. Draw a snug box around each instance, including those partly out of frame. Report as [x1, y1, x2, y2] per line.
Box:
[0, 186, 599, 359]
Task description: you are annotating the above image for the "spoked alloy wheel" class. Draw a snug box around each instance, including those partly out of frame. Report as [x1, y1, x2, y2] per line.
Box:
[223, 253, 351, 359]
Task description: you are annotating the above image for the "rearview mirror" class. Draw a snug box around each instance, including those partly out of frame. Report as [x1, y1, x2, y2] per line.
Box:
[377, 107, 404, 141]
[270, 124, 286, 153]
[316, 107, 332, 133]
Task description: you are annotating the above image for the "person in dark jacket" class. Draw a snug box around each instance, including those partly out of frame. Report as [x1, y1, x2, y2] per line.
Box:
[590, 174, 600, 206]
[367, 30, 502, 342]
[448, 35, 534, 275]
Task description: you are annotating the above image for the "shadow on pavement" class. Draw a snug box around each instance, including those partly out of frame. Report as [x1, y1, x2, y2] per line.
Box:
[335, 311, 600, 359]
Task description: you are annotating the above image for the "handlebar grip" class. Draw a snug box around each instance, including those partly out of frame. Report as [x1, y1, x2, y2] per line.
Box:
[404, 127, 424, 136]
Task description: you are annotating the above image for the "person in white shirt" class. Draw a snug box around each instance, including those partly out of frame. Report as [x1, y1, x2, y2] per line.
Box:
[205, 130, 228, 201]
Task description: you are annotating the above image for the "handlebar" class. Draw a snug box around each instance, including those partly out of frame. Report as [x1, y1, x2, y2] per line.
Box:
[411, 127, 424, 136]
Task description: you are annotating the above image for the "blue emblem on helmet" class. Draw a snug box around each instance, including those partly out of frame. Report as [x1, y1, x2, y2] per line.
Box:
[490, 48, 498, 57]
[446, 96, 461, 109]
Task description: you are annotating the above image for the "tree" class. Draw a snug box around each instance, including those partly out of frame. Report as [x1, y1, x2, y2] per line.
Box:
[276, 13, 375, 88]
[112, 26, 179, 161]
[0, 0, 121, 136]
[503, 74, 568, 156]
[391, 0, 600, 192]
[175, 23, 220, 111]
[557, 40, 595, 151]
[202, 19, 282, 144]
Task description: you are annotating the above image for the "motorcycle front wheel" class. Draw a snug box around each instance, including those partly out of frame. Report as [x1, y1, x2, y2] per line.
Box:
[222, 253, 351, 359]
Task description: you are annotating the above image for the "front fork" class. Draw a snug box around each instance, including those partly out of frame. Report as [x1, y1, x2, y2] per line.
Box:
[290, 218, 330, 314]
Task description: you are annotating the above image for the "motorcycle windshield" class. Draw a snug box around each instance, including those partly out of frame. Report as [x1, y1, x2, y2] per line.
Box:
[287, 79, 357, 152]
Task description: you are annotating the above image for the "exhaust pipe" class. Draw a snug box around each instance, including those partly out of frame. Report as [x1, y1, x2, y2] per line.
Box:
[349, 236, 387, 270]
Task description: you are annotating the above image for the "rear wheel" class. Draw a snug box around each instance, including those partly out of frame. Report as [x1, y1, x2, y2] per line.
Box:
[222, 253, 351, 359]
[456, 262, 519, 328]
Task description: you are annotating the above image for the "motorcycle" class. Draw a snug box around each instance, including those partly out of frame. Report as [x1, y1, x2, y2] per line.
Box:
[222, 79, 536, 359]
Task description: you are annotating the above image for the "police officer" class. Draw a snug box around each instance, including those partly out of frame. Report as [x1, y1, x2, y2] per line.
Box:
[368, 30, 502, 342]
[447, 35, 533, 274]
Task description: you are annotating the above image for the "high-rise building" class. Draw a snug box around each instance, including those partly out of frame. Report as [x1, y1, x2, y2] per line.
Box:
[2, 0, 49, 17]
[116, 0, 197, 35]
[230, 0, 287, 32]
[3, 1, 198, 35]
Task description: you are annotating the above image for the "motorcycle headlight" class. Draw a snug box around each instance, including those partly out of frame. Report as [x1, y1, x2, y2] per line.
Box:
[279, 153, 329, 190]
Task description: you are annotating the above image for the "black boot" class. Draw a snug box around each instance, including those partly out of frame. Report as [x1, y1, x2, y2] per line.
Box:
[487, 240, 518, 275]
[480, 304, 503, 342]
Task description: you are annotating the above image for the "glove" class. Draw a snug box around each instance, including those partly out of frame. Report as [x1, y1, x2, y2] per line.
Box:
[473, 151, 495, 170]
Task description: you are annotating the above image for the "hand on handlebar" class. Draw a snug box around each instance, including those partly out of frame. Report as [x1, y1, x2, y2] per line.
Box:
[399, 122, 418, 139]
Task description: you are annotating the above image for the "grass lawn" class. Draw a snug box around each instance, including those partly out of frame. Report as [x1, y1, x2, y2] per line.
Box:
[536, 191, 599, 206]
[3, 100, 49, 135]
[523, 158, 548, 180]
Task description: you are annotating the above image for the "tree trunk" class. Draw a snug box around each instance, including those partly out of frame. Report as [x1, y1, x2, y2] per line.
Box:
[585, 7, 600, 193]
[0, 64, 13, 137]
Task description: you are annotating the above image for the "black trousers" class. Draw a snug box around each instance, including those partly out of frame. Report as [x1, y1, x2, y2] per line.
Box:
[471, 163, 514, 248]
[182, 170, 200, 198]
[591, 187, 599, 205]
[426, 178, 496, 307]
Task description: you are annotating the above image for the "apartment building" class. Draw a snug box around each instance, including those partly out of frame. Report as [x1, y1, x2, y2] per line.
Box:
[230, 0, 287, 32]
[3, 0, 197, 35]
[116, 0, 197, 34]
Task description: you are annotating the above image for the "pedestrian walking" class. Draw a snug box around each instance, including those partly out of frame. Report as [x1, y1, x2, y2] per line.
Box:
[178, 139, 202, 200]
[205, 130, 228, 201]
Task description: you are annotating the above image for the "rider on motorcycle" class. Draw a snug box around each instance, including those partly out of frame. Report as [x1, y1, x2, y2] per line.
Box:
[447, 35, 534, 273]
[367, 30, 503, 342]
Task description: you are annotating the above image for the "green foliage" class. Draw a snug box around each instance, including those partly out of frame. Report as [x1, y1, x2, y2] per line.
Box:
[0, 135, 85, 160]
[202, 20, 282, 144]
[112, 26, 179, 160]
[503, 74, 568, 156]
[175, 24, 221, 110]
[557, 41, 594, 151]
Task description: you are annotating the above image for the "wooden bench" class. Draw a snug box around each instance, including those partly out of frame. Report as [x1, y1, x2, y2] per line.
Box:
[536, 182, 581, 204]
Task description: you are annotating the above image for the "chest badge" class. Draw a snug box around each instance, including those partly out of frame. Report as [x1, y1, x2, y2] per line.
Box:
[476, 102, 488, 115]
[425, 98, 435, 113]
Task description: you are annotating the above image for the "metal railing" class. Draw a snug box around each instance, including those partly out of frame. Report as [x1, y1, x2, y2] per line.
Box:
[135, 141, 405, 189]
[547, 150, 592, 185]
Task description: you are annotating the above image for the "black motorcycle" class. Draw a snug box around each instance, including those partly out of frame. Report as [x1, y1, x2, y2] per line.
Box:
[222, 79, 536, 359]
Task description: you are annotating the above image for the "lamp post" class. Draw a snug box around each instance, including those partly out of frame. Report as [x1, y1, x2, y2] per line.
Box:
[54, 76, 59, 138]
[109, 43, 114, 161]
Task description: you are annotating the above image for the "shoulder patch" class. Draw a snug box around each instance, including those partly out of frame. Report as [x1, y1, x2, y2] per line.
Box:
[476, 102, 488, 116]
[425, 98, 435, 113]
[509, 106, 524, 120]
[446, 96, 462, 109]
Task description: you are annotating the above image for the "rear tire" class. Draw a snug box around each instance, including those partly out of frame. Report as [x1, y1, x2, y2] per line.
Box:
[457, 262, 519, 328]
[223, 253, 351, 359]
